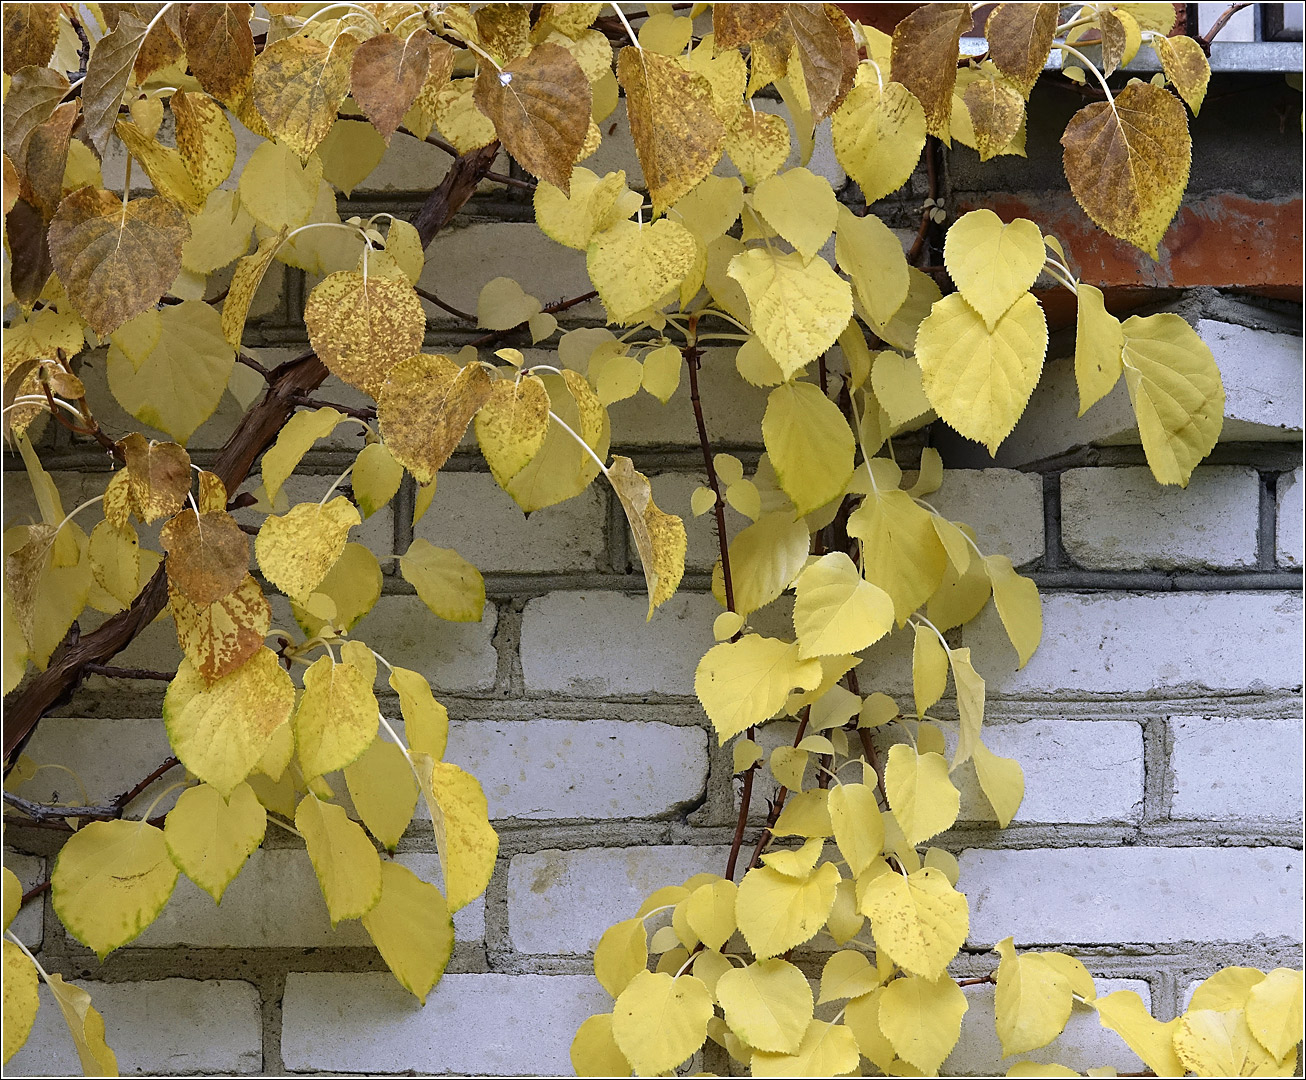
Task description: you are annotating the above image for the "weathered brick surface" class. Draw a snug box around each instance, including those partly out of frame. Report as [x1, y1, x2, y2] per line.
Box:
[4, 850, 43, 949]
[507, 845, 728, 954]
[1168, 716, 1305, 822]
[6, 979, 262, 1076]
[929, 469, 1045, 567]
[963, 847, 1304, 945]
[1278, 466, 1304, 569]
[350, 595, 499, 692]
[281, 972, 608, 1075]
[1061, 466, 1260, 570]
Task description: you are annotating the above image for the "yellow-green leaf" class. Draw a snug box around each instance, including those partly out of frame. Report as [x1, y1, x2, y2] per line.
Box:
[716, 957, 814, 1054]
[2, 940, 38, 1065]
[255, 496, 360, 603]
[877, 973, 968, 1073]
[1074, 283, 1124, 415]
[835, 205, 910, 327]
[942, 209, 1044, 331]
[832, 81, 926, 204]
[1153, 34, 1210, 114]
[828, 782, 884, 877]
[587, 217, 697, 324]
[819, 950, 881, 1006]
[612, 970, 714, 1075]
[884, 744, 960, 846]
[389, 667, 449, 762]
[163, 782, 266, 903]
[361, 861, 454, 1002]
[694, 635, 823, 742]
[848, 488, 948, 626]
[295, 795, 382, 925]
[352, 442, 403, 519]
[792, 552, 893, 659]
[237, 140, 322, 232]
[972, 740, 1025, 828]
[752, 167, 838, 262]
[344, 736, 419, 851]
[261, 407, 344, 504]
[294, 655, 378, 780]
[751, 1018, 861, 1078]
[290, 543, 382, 637]
[736, 862, 840, 959]
[416, 757, 498, 912]
[51, 819, 178, 959]
[400, 538, 486, 623]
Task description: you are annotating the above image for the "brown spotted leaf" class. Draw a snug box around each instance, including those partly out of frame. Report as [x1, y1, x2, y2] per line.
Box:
[1061, 80, 1190, 258]
[473, 42, 590, 193]
[83, 13, 148, 155]
[788, 4, 858, 121]
[20, 100, 79, 219]
[2, 66, 70, 166]
[222, 229, 287, 347]
[4, 523, 57, 647]
[180, 3, 255, 106]
[255, 497, 360, 603]
[890, 3, 970, 141]
[475, 4, 532, 63]
[5, 199, 53, 305]
[2, 4, 60, 74]
[252, 34, 357, 159]
[134, 8, 183, 83]
[712, 4, 784, 50]
[303, 271, 427, 398]
[117, 433, 192, 523]
[473, 374, 551, 488]
[161, 509, 250, 605]
[172, 90, 238, 197]
[1153, 35, 1211, 114]
[170, 574, 270, 683]
[115, 119, 204, 212]
[986, 2, 1058, 98]
[197, 470, 228, 513]
[963, 76, 1025, 161]
[3, 155, 20, 217]
[47, 188, 190, 336]
[617, 46, 724, 214]
[609, 456, 686, 618]
[379, 354, 494, 485]
[350, 29, 433, 140]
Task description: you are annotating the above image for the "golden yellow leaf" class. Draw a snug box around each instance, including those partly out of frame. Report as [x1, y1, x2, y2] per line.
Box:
[252, 34, 356, 158]
[835, 206, 909, 328]
[474, 374, 551, 487]
[293, 655, 378, 779]
[534, 167, 641, 251]
[587, 217, 698, 325]
[1093, 989, 1184, 1077]
[114, 118, 204, 213]
[378, 354, 494, 483]
[695, 634, 823, 741]
[861, 866, 967, 981]
[848, 487, 947, 625]
[504, 371, 610, 512]
[304, 271, 426, 399]
[609, 456, 686, 618]
[792, 552, 894, 658]
[46, 188, 189, 336]
[944, 209, 1044, 330]
[1153, 34, 1210, 115]
[736, 861, 840, 959]
[723, 107, 791, 187]
[163, 782, 266, 904]
[916, 292, 1048, 454]
[1074, 283, 1125, 416]
[1246, 968, 1305, 1062]
[717, 957, 813, 1054]
[238, 140, 322, 232]
[362, 861, 454, 1002]
[878, 973, 968, 1073]
[995, 938, 1096, 1056]
[291, 542, 382, 637]
[414, 756, 499, 912]
[345, 737, 419, 852]
[2, 940, 39, 1064]
[986, 3, 1058, 98]
[40, 973, 119, 1077]
[222, 229, 289, 347]
[890, 4, 970, 141]
[617, 46, 724, 214]
[753, 167, 838, 262]
[984, 554, 1042, 667]
[884, 744, 960, 846]
[612, 970, 714, 1075]
[1061, 80, 1190, 258]
[255, 496, 360, 603]
[1174, 1008, 1290, 1078]
[296, 795, 382, 925]
[570, 1013, 632, 1077]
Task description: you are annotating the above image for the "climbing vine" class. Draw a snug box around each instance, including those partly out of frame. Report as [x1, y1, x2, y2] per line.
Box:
[1, 2, 1301, 1076]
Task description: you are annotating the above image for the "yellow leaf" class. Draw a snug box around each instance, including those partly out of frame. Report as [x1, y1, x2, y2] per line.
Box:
[616, 47, 724, 214]
[763, 381, 855, 516]
[115, 119, 203, 212]
[290, 543, 382, 636]
[172, 89, 237, 199]
[400, 538, 486, 623]
[942, 209, 1045, 331]
[380, 353, 493, 483]
[1246, 968, 1305, 1063]
[2, 866, 20, 932]
[844, 986, 895, 1071]
[835, 205, 909, 327]
[389, 667, 449, 761]
[773, 788, 833, 837]
[869, 351, 933, 432]
[415, 757, 498, 912]
[912, 623, 948, 718]
[1189, 967, 1267, 1012]
[361, 861, 454, 1002]
[609, 456, 686, 617]
[163, 650, 295, 797]
[37, 972, 120, 1076]
[715, 511, 810, 618]
[972, 739, 1025, 828]
[982, 554, 1042, 667]
[884, 744, 960, 846]
[717, 957, 813, 1054]
[871, 264, 941, 353]
[986, 3, 1058, 98]
[890, 3, 970, 141]
[505, 371, 609, 512]
[685, 879, 736, 953]
[534, 166, 640, 251]
[761, 836, 824, 877]
[163, 782, 266, 903]
[238, 140, 322, 232]
[792, 552, 893, 659]
[472, 373, 550, 489]
[51, 819, 178, 959]
[295, 795, 382, 925]
[344, 737, 419, 852]
[87, 519, 140, 611]
[1174, 1008, 1289, 1078]
[694, 635, 823, 741]
[1074, 283, 1125, 416]
[1093, 989, 1184, 1077]
[877, 973, 968, 1073]
[252, 34, 355, 158]
[752, 1018, 861, 1077]
[221, 229, 288, 347]
[819, 950, 881, 1006]
[736, 861, 840, 959]
[995, 937, 1096, 1056]
[587, 217, 697, 325]
[724, 107, 791, 187]
[2, 940, 39, 1064]
[294, 655, 378, 780]
[594, 916, 649, 998]
[753, 167, 838, 262]
[1153, 34, 1210, 114]
[828, 782, 884, 877]
[1120, 313, 1224, 487]
[916, 292, 1048, 454]
[262, 407, 344, 503]
[571, 1012, 632, 1076]
[256, 496, 360, 603]
[963, 72, 1027, 160]
[848, 488, 948, 626]
[861, 863, 968, 981]
[832, 79, 926, 204]
[612, 970, 713, 1075]
[1061, 80, 1190, 258]
[304, 271, 426, 398]
[433, 77, 497, 152]
[729, 249, 853, 381]
[352, 442, 404, 519]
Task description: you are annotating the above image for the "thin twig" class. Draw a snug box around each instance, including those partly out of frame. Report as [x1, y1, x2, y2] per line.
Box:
[483, 170, 537, 191]
[2, 755, 181, 826]
[1199, 3, 1253, 51]
[465, 290, 598, 347]
[20, 880, 50, 907]
[82, 663, 175, 681]
[414, 286, 477, 322]
[745, 706, 812, 872]
[287, 393, 377, 422]
[236, 352, 272, 379]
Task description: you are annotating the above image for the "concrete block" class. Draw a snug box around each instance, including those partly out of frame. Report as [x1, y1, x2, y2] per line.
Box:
[963, 591, 1304, 697]
[962, 847, 1304, 945]
[445, 718, 708, 821]
[1169, 716, 1305, 822]
[351, 595, 499, 693]
[929, 469, 1045, 567]
[520, 591, 718, 697]
[6, 979, 261, 1076]
[1061, 466, 1260, 570]
[281, 972, 608, 1075]
[3, 850, 43, 949]
[946, 978, 1149, 1075]
[1278, 466, 1303, 569]
[415, 472, 607, 573]
[507, 845, 728, 954]
[137, 849, 483, 947]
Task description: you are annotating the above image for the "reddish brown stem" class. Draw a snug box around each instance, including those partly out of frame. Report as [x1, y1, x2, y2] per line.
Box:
[466, 289, 599, 348]
[745, 707, 813, 872]
[1200, 3, 1253, 51]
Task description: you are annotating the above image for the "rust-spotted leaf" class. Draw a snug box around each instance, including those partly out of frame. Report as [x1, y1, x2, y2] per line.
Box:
[256, 497, 360, 603]
[252, 34, 357, 159]
[170, 574, 271, 684]
[181, 3, 256, 106]
[304, 272, 427, 398]
[2, 3, 60, 74]
[161, 509, 250, 606]
[986, 3, 1058, 98]
[379, 354, 494, 484]
[117, 434, 191, 524]
[890, 3, 970, 141]
[475, 374, 551, 488]
[352, 29, 434, 140]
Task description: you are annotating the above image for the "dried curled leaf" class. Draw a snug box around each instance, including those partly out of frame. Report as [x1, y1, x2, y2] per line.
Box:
[2, 4, 60, 74]
[608, 456, 687, 617]
[890, 3, 970, 142]
[82, 13, 148, 155]
[304, 271, 427, 398]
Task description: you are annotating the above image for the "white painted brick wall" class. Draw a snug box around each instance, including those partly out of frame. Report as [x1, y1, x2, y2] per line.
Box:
[964, 591, 1304, 696]
[4, 850, 43, 949]
[945, 977, 1148, 1075]
[1168, 716, 1304, 822]
[281, 972, 609, 1075]
[5, 979, 261, 1076]
[507, 845, 728, 954]
[415, 472, 606, 573]
[1278, 466, 1303, 568]
[350, 595, 499, 692]
[929, 469, 1045, 567]
[1061, 466, 1260, 570]
[137, 849, 483, 947]
[962, 847, 1304, 945]
[644, 472, 738, 572]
